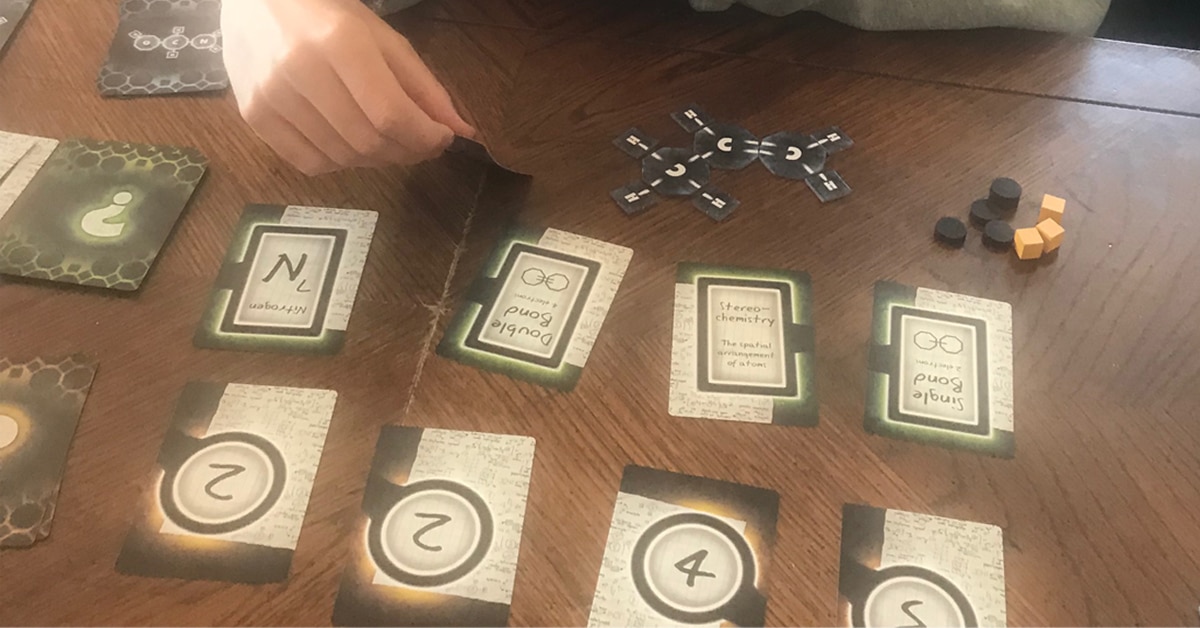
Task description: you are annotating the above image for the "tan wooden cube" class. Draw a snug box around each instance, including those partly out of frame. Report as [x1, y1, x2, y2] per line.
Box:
[1039, 194, 1066, 224]
[1014, 227, 1044, 260]
[1036, 218, 1065, 252]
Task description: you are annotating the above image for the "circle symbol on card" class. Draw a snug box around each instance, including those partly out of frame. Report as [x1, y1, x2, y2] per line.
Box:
[630, 512, 759, 624]
[856, 565, 977, 628]
[0, 414, 20, 451]
[160, 432, 286, 535]
[370, 479, 493, 588]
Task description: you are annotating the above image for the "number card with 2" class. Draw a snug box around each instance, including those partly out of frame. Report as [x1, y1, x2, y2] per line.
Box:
[865, 281, 1014, 457]
[438, 227, 632, 391]
[588, 466, 779, 627]
[116, 382, 336, 584]
[837, 504, 1006, 628]
[194, 204, 377, 355]
[670, 263, 818, 426]
[332, 427, 535, 627]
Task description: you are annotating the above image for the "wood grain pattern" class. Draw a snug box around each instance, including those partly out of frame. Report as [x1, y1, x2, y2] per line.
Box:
[2, 0, 1200, 626]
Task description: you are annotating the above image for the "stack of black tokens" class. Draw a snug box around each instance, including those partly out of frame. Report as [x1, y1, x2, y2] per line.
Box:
[935, 177, 1021, 250]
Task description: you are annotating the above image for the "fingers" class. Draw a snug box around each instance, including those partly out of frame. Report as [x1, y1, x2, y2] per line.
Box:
[372, 24, 476, 139]
[241, 98, 338, 176]
[258, 74, 389, 170]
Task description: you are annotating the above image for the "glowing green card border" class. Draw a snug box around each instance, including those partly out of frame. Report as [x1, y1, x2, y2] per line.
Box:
[678, 262, 818, 426]
[436, 226, 586, 391]
[865, 280, 1014, 457]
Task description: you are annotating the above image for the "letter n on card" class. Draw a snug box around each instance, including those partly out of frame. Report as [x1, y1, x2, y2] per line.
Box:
[865, 281, 1014, 457]
[669, 263, 818, 426]
[437, 226, 632, 391]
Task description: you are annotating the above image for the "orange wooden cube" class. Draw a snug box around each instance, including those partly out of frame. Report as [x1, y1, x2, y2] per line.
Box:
[1039, 194, 1066, 224]
[1036, 218, 1065, 252]
[1014, 227, 1044, 260]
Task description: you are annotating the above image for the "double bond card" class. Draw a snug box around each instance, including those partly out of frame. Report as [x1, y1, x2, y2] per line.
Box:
[332, 427, 535, 627]
[0, 354, 96, 548]
[588, 466, 778, 627]
[437, 227, 632, 391]
[865, 281, 1014, 457]
[0, 137, 207, 291]
[669, 263, 817, 426]
[838, 504, 1006, 627]
[98, 0, 227, 96]
[194, 205, 377, 355]
[116, 383, 336, 583]
[0, 1, 34, 58]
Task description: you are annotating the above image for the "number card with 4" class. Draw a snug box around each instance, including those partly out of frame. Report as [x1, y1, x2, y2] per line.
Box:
[0, 138, 207, 291]
[588, 466, 779, 627]
[437, 227, 632, 391]
[865, 281, 1014, 457]
[837, 504, 1006, 628]
[194, 205, 378, 355]
[332, 427, 536, 627]
[670, 263, 818, 426]
[116, 382, 336, 583]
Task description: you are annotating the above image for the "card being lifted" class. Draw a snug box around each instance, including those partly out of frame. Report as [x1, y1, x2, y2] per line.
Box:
[837, 504, 1006, 627]
[0, 138, 207, 290]
[332, 427, 536, 627]
[0, 354, 97, 548]
[98, 0, 227, 96]
[670, 263, 818, 426]
[194, 205, 377, 355]
[588, 466, 779, 627]
[437, 227, 632, 391]
[116, 382, 336, 583]
[865, 281, 1014, 457]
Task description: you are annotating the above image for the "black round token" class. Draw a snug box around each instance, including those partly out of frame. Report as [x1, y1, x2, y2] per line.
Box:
[969, 199, 1000, 228]
[988, 177, 1022, 212]
[934, 217, 967, 248]
[983, 220, 1015, 250]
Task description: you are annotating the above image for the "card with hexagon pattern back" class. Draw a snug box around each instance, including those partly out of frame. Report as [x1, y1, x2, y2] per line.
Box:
[0, 138, 208, 291]
[98, 0, 227, 97]
[0, 1, 35, 60]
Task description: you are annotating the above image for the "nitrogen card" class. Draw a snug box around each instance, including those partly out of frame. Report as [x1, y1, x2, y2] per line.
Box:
[0, 138, 207, 290]
[0, 0, 34, 59]
[838, 504, 1006, 627]
[116, 383, 335, 583]
[193, 205, 377, 355]
[332, 427, 535, 627]
[97, 0, 227, 97]
[437, 227, 632, 391]
[0, 354, 97, 548]
[588, 466, 779, 627]
[865, 281, 1014, 457]
[669, 263, 818, 426]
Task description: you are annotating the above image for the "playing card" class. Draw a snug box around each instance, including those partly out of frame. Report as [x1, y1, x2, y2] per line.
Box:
[446, 136, 528, 176]
[0, 0, 34, 59]
[671, 103, 714, 134]
[693, 122, 760, 171]
[838, 504, 1006, 627]
[691, 189, 739, 221]
[193, 205, 377, 355]
[0, 354, 96, 548]
[643, 148, 710, 197]
[437, 226, 632, 391]
[97, 0, 227, 97]
[610, 181, 658, 216]
[865, 281, 1014, 457]
[0, 131, 57, 224]
[810, 126, 854, 154]
[332, 427, 536, 627]
[613, 128, 659, 160]
[805, 170, 853, 203]
[669, 263, 818, 426]
[116, 383, 335, 583]
[758, 131, 827, 180]
[0, 138, 207, 290]
[588, 466, 778, 627]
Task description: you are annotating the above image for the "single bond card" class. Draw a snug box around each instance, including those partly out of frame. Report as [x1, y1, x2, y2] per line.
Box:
[865, 281, 1014, 457]
[437, 227, 632, 391]
[98, 0, 227, 96]
[588, 466, 779, 627]
[0, 1, 34, 58]
[669, 263, 818, 426]
[116, 382, 336, 583]
[0, 354, 97, 548]
[194, 205, 377, 355]
[838, 504, 1006, 627]
[332, 427, 536, 627]
[0, 138, 207, 290]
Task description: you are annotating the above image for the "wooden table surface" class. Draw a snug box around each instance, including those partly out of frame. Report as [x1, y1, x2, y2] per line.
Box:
[3, 0, 1200, 625]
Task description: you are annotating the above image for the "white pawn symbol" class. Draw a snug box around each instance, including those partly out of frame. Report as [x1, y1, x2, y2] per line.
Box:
[81, 191, 134, 238]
